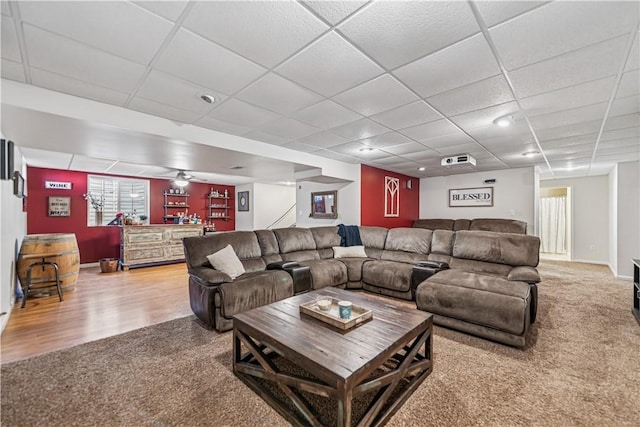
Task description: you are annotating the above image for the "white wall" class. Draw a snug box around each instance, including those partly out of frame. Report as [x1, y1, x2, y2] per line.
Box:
[541, 175, 609, 264]
[1, 144, 27, 332]
[609, 166, 618, 274]
[616, 161, 639, 278]
[296, 180, 360, 228]
[420, 167, 535, 233]
[234, 183, 254, 231]
[253, 183, 296, 229]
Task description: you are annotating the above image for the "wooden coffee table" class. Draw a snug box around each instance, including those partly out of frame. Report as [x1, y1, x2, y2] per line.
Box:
[233, 287, 433, 427]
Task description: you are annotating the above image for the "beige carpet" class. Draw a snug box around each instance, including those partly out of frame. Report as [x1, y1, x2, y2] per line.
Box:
[2, 261, 639, 426]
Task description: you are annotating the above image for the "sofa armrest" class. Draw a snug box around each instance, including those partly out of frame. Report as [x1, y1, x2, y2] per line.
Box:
[266, 261, 300, 270]
[508, 266, 540, 283]
[416, 260, 449, 270]
[188, 266, 232, 285]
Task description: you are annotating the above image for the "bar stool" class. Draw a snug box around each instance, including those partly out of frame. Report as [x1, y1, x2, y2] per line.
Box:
[20, 252, 64, 308]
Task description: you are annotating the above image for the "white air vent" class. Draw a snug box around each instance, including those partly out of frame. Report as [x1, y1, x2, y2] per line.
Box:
[441, 154, 477, 167]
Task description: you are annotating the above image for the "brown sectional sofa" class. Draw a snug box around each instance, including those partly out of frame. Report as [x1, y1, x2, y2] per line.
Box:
[183, 225, 541, 347]
[413, 218, 528, 234]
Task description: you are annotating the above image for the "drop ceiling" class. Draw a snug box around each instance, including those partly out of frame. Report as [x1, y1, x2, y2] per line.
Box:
[1, 0, 638, 182]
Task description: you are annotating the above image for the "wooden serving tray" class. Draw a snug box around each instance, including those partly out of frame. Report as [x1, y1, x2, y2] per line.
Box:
[299, 297, 372, 330]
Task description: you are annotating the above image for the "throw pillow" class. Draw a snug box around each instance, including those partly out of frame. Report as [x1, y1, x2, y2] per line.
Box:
[206, 244, 245, 279]
[333, 245, 367, 258]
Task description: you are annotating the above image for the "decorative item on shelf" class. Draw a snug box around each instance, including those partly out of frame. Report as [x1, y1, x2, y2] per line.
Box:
[83, 192, 104, 223]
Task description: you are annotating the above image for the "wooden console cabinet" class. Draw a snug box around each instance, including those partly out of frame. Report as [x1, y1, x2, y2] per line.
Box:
[120, 224, 203, 270]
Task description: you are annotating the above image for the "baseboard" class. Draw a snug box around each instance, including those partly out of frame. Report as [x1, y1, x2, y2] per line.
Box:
[80, 262, 99, 268]
[571, 259, 610, 266]
[615, 274, 632, 281]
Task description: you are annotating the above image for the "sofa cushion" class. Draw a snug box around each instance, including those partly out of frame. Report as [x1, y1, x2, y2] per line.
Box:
[508, 266, 541, 283]
[453, 230, 540, 267]
[310, 226, 341, 249]
[183, 232, 262, 269]
[254, 229, 280, 256]
[431, 229, 455, 255]
[453, 219, 471, 231]
[448, 257, 512, 277]
[384, 227, 432, 254]
[337, 257, 370, 282]
[216, 270, 293, 318]
[281, 250, 321, 263]
[418, 269, 530, 335]
[333, 245, 367, 258]
[469, 218, 527, 234]
[206, 244, 246, 279]
[413, 219, 455, 230]
[359, 226, 388, 250]
[298, 259, 347, 289]
[273, 228, 316, 253]
[362, 260, 414, 292]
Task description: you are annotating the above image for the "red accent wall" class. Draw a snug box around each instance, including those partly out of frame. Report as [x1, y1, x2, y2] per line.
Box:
[26, 166, 235, 263]
[360, 164, 419, 228]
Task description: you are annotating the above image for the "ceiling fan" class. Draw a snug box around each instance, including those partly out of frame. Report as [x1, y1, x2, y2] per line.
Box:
[155, 169, 207, 187]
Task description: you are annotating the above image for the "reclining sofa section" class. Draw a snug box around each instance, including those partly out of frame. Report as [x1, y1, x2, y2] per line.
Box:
[183, 226, 541, 347]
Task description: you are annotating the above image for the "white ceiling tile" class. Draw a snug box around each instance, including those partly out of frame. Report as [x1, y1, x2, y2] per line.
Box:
[540, 134, 597, 149]
[1, 58, 25, 82]
[600, 127, 639, 142]
[420, 132, 477, 150]
[537, 121, 602, 142]
[206, 98, 280, 128]
[437, 143, 485, 156]
[371, 156, 414, 166]
[475, 1, 548, 28]
[258, 117, 321, 140]
[155, 28, 267, 95]
[244, 130, 291, 146]
[328, 141, 390, 160]
[394, 33, 500, 98]
[490, 1, 639, 71]
[193, 116, 253, 137]
[449, 101, 520, 131]
[30, 68, 129, 106]
[338, 1, 479, 69]
[598, 137, 639, 150]
[604, 114, 640, 131]
[132, 1, 188, 21]
[381, 142, 432, 156]
[468, 124, 532, 144]
[70, 154, 119, 173]
[20, 147, 72, 169]
[280, 141, 320, 153]
[1, 1, 11, 16]
[128, 97, 201, 124]
[183, 1, 327, 69]
[313, 149, 360, 163]
[1, 16, 21, 62]
[610, 95, 639, 117]
[330, 118, 389, 140]
[359, 132, 413, 149]
[293, 100, 362, 129]
[370, 101, 441, 130]
[136, 70, 225, 114]
[625, 33, 639, 72]
[520, 77, 615, 117]
[399, 119, 461, 141]
[302, 1, 368, 25]
[332, 74, 419, 116]
[107, 161, 154, 176]
[618, 70, 640, 98]
[295, 131, 349, 149]
[530, 103, 607, 131]
[509, 35, 629, 98]
[19, 1, 173, 64]
[276, 31, 383, 97]
[24, 24, 148, 92]
[426, 75, 514, 117]
[236, 73, 323, 115]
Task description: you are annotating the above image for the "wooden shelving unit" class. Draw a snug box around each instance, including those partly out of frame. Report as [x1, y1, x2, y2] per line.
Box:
[163, 191, 189, 223]
[208, 192, 230, 221]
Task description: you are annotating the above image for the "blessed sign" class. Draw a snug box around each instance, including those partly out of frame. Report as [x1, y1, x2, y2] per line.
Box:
[449, 187, 493, 207]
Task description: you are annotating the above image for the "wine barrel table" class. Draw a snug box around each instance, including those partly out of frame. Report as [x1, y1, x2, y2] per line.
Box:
[17, 233, 80, 296]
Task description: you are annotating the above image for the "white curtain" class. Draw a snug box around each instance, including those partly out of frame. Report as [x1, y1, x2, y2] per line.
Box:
[540, 196, 566, 254]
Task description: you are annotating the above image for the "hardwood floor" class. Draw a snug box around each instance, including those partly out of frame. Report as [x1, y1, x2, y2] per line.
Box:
[1, 263, 193, 364]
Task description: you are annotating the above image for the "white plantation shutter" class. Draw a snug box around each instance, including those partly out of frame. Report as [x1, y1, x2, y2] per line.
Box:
[87, 175, 149, 226]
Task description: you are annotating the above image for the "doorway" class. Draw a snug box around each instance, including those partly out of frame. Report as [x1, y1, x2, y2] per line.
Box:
[539, 187, 572, 261]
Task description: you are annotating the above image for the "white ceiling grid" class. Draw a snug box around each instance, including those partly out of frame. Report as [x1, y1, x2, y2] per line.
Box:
[0, 0, 638, 181]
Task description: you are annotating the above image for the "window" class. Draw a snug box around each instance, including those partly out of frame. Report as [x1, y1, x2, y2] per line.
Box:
[87, 175, 149, 226]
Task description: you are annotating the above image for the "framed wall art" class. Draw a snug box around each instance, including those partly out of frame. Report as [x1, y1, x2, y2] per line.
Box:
[449, 187, 493, 207]
[48, 196, 71, 216]
[238, 191, 249, 212]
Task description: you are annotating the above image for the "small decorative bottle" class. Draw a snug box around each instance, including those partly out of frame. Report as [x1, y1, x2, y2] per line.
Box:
[224, 189, 228, 198]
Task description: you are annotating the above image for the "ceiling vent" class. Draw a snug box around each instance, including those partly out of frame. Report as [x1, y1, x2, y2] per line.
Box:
[441, 154, 477, 167]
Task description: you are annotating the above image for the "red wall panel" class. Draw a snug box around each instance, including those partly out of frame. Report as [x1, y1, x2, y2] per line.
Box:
[360, 164, 419, 228]
[26, 166, 235, 263]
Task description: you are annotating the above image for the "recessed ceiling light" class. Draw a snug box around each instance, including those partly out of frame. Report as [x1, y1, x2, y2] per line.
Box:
[522, 151, 539, 157]
[359, 147, 375, 152]
[200, 94, 215, 104]
[418, 167, 426, 171]
[493, 115, 514, 127]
